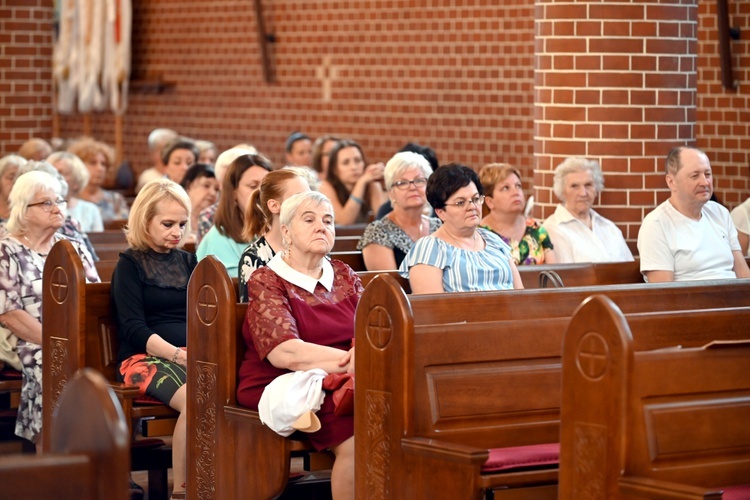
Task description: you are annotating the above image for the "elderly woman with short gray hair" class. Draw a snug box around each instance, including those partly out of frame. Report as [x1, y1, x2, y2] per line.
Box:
[542, 157, 633, 263]
[0, 170, 98, 446]
[357, 151, 441, 270]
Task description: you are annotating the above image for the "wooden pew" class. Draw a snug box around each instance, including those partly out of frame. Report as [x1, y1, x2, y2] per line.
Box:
[42, 240, 175, 498]
[354, 275, 750, 499]
[186, 256, 408, 499]
[334, 223, 368, 237]
[560, 295, 750, 499]
[0, 368, 129, 500]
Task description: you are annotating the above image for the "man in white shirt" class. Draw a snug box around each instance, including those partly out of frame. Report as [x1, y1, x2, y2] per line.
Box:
[542, 157, 633, 263]
[637, 146, 750, 282]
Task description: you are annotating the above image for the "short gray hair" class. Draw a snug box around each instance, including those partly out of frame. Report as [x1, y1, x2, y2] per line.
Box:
[7, 170, 63, 234]
[280, 191, 333, 228]
[384, 151, 433, 191]
[552, 157, 604, 202]
[0, 154, 27, 180]
[47, 151, 90, 194]
[148, 128, 178, 152]
[18, 160, 69, 199]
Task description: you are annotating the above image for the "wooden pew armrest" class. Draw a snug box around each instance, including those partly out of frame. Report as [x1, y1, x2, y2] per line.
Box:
[402, 437, 489, 466]
[108, 382, 141, 400]
[224, 405, 263, 425]
[619, 476, 724, 499]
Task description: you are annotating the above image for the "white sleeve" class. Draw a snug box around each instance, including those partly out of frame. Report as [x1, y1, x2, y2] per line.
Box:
[637, 215, 674, 273]
[731, 202, 750, 236]
[541, 222, 572, 263]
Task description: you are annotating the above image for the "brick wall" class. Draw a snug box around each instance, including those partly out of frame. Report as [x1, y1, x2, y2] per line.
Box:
[1, 0, 749, 253]
[0, 0, 54, 149]
[534, 0, 698, 250]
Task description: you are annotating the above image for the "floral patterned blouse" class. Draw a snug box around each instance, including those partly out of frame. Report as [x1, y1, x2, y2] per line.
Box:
[238, 235, 276, 302]
[480, 218, 554, 265]
[95, 189, 130, 222]
[356, 216, 442, 269]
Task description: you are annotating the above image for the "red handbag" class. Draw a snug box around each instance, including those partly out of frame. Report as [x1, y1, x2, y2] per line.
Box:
[322, 373, 355, 416]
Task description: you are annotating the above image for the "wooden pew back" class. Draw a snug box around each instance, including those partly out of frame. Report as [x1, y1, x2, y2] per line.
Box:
[0, 368, 129, 500]
[355, 275, 750, 498]
[42, 240, 179, 452]
[561, 295, 750, 499]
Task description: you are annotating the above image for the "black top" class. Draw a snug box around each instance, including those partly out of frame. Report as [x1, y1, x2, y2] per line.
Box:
[112, 247, 197, 363]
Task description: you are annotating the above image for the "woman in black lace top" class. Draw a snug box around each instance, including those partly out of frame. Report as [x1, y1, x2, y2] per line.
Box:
[111, 179, 196, 500]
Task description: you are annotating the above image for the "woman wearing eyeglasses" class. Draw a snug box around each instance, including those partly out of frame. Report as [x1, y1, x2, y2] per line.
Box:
[357, 152, 441, 271]
[0, 170, 98, 447]
[399, 164, 524, 293]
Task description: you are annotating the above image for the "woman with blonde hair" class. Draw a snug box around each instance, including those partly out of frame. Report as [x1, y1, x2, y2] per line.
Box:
[479, 163, 556, 265]
[237, 169, 311, 302]
[111, 179, 196, 500]
[0, 155, 26, 221]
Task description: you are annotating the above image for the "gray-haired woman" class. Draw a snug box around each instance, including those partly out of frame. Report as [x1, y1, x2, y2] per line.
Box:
[0, 170, 98, 446]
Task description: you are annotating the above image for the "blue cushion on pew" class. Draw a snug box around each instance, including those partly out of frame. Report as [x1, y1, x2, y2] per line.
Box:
[481, 443, 559, 473]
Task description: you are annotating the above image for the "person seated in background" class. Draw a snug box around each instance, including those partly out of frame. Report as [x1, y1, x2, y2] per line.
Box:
[136, 128, 178, 193]
[237, 169, 311, 302]
[376, 142, 439, 219]
[162, 137, 199, 185]
[196, 153, 272, 275]
[479, 163, 556, 265]
[0, 155, 26, 222]
[638, 146, 750, 282]
[179, 163, 219, 244]
[47, 151, 104, 233]
[17, 138, 53, 162]
[69, 137, 129, 222]
[111, 179, 196, 499]
[285, 132, 313, 167]
[311, 135, 339, 181]
[195, 139, 218, 166]
[237, 191, 359, 500]
[357, 151, 440, 271]
[731, 197, 750, 256]
[399, 164, 523, 293]
[542, 157, 633, 263]
[0, 170, 98, 447]
[319, 139, 385, 225]
[195, 145, 257, 244]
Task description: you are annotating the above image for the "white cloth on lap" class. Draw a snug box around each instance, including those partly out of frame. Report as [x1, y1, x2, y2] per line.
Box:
[258, 368, 327, 437]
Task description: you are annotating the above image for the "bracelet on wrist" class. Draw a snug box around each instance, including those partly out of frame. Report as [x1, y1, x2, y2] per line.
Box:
[171, 347, 181, 364]
[349, 194, 365, 205]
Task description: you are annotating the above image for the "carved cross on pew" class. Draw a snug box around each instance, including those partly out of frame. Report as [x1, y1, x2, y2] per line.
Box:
[576, 332, 609, 381]
[316, 56, 340, 102]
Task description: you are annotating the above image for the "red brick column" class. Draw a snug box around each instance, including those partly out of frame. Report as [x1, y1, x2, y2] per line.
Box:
[534, 0, 698, 251]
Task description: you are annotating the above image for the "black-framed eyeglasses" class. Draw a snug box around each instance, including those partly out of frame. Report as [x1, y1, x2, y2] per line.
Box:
[392, 178, 428, 190]
[444, 195, 485, 209]
[28, 199, 67, 212]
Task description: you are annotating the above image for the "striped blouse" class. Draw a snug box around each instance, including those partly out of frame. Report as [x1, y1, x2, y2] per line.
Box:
[398, 227, 514, 292]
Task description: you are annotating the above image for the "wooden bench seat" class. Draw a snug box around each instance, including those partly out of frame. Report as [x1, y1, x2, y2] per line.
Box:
[354, 275, 750, 499]
[42, 240, 175, 499]
[560, 295, 750, 499]
[0, 368, 129, 500]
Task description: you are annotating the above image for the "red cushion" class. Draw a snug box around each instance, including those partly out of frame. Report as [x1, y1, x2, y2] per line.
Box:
[718, 484, 750, 500]
[134, 395, 165, 406]
[0, 368, 22, 380]
[481, 443, 560, 473]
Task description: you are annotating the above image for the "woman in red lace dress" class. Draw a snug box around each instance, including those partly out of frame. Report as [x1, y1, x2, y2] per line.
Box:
[237, 191, 360, 500]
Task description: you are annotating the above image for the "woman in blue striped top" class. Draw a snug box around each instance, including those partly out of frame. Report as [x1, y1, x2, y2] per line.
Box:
[399, 164, 524, 293]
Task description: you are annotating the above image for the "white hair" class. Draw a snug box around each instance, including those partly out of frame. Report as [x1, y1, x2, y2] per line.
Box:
[0, 154, 27, 180]
[552, 157, 605, 202]
[384, 151, 433, 190]
[215, 146, 257, 184]
[47, 151, 90, 194]
[7, 170, 63, 234]
[279, 191, 332, 228]
[148, 128, 178, 152]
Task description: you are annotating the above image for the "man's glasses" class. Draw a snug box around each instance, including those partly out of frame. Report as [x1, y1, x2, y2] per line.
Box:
[28, 199, 67, 212]
[392, 178, 428, 190]
[444, 195, 485, 209]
